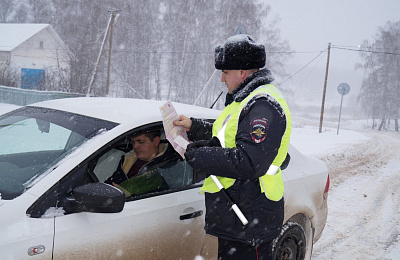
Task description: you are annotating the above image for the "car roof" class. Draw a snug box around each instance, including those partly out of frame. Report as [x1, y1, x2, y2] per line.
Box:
[27, 97, 221, 124]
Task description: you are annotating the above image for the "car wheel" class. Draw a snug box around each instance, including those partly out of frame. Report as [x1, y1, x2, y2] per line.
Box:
[272, 221, 306, 260]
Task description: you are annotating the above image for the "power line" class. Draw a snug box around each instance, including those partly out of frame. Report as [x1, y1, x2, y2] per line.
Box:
[276, 48, 327, 85]
[331, 45, 400, 56]
[276, 43, 400, 86]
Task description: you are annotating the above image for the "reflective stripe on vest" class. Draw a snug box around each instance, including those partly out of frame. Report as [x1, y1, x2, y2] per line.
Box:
[199, 84, 292, 201]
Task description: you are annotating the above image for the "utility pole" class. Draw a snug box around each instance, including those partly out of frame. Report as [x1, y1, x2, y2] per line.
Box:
[86, 9, 119, 97]
[106, 9, 120, 96]
[319, 43, 331, 133]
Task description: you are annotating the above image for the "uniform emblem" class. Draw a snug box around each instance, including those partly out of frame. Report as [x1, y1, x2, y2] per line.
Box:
[251, 118, 267, 143]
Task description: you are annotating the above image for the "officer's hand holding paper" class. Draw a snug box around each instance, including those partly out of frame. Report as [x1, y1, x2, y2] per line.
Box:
[159, 100, 189, 158]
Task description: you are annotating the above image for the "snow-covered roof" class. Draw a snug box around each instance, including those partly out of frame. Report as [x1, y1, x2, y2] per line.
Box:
[0, 23, 49, 51]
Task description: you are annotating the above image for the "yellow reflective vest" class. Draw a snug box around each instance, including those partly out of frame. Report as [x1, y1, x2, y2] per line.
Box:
[200, 84, 292, 201]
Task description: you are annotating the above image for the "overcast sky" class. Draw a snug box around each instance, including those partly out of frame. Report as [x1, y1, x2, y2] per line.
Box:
[266, 0, 400, 111]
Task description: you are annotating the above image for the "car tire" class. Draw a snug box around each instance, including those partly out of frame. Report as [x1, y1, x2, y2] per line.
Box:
[272, 221, 306, 260]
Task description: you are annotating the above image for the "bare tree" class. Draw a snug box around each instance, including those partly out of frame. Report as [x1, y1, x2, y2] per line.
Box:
[0, 0, 15, 22]
[7, 0, 34, 22]
[357, 21, 400, 131]
[0, 66, 19, 88]
[27, 0, 55, 23]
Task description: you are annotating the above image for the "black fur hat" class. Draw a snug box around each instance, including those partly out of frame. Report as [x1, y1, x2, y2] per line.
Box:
[214, 34, 266, 70]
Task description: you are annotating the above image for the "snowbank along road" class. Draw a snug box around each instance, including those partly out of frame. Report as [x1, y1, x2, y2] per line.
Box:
[312, 131, 400, 259]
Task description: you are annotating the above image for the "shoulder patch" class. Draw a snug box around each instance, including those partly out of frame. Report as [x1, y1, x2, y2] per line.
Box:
[250, 118, 268, 143]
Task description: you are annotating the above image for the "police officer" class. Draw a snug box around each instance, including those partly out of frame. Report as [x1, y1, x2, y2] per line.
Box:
[174, 34, 292, 260]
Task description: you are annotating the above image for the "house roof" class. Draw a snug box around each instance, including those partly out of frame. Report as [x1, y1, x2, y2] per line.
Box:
[0, 23, 50, 51]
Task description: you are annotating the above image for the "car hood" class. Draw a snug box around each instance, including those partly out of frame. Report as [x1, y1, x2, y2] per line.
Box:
[0, 200, 16, 227]
[0, 193, 40, 223]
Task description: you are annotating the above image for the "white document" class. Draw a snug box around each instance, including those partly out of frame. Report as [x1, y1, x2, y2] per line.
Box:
[159, 100, 190, 158]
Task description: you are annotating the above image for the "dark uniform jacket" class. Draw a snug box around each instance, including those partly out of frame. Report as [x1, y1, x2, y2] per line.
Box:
[187, 69, 287, 245]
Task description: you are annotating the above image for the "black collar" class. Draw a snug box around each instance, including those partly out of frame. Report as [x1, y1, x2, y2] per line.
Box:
[225, 69, 274, 105]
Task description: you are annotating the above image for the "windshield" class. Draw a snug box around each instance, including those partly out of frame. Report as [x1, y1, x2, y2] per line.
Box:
[0, 106, 118, 200]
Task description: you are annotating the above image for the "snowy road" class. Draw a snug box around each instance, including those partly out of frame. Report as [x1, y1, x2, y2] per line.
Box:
[309, 131, 400, 259]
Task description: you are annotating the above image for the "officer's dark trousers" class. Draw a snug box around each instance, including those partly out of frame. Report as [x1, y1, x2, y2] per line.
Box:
[217, 238, 273, 260]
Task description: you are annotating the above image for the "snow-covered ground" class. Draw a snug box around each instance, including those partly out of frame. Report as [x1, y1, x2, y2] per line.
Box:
[1, 103, 399, 259]
[291, 116, 400, 259]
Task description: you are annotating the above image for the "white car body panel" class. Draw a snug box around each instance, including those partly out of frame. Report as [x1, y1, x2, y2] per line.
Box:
[0, 195, 54, 259]
[283, 145, 328, 241]
[53, 189, 206, 259]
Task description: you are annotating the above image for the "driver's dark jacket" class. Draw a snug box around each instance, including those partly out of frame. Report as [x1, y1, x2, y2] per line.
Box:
[187, 69, 286, 245]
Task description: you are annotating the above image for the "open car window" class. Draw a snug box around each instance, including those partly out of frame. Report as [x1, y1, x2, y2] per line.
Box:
[91, 123, 205, 200]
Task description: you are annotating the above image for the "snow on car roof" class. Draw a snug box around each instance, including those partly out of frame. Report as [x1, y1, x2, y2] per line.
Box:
[27, 97, 221, 124]
[0, 103, 20, 115]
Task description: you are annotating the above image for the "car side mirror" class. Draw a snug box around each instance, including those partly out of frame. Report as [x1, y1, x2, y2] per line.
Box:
[72, 183, 125, 213]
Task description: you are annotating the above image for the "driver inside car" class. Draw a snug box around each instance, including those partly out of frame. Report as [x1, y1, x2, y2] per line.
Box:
[104, 130, 178, 197]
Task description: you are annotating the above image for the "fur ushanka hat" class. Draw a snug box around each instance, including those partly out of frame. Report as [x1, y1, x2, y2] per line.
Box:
[214, 34, 266, 70]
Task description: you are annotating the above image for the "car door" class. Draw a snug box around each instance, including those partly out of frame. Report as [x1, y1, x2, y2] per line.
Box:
[52, 187, 206, 259]
[47, 135, 207, 259]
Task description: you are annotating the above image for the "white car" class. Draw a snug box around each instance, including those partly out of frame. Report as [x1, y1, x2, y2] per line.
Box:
[0, 97, 329, 259]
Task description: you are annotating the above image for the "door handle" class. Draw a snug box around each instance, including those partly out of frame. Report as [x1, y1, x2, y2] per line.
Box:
[179, 210, 203, 220]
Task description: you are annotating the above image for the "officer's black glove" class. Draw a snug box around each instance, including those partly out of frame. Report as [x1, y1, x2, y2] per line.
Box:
[184, 148, 196, 164]
[186, 140, 209, 150]
[185, 137, 221, 166]
[207, 136, 221, 147]
[186, 137, 221, 150]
